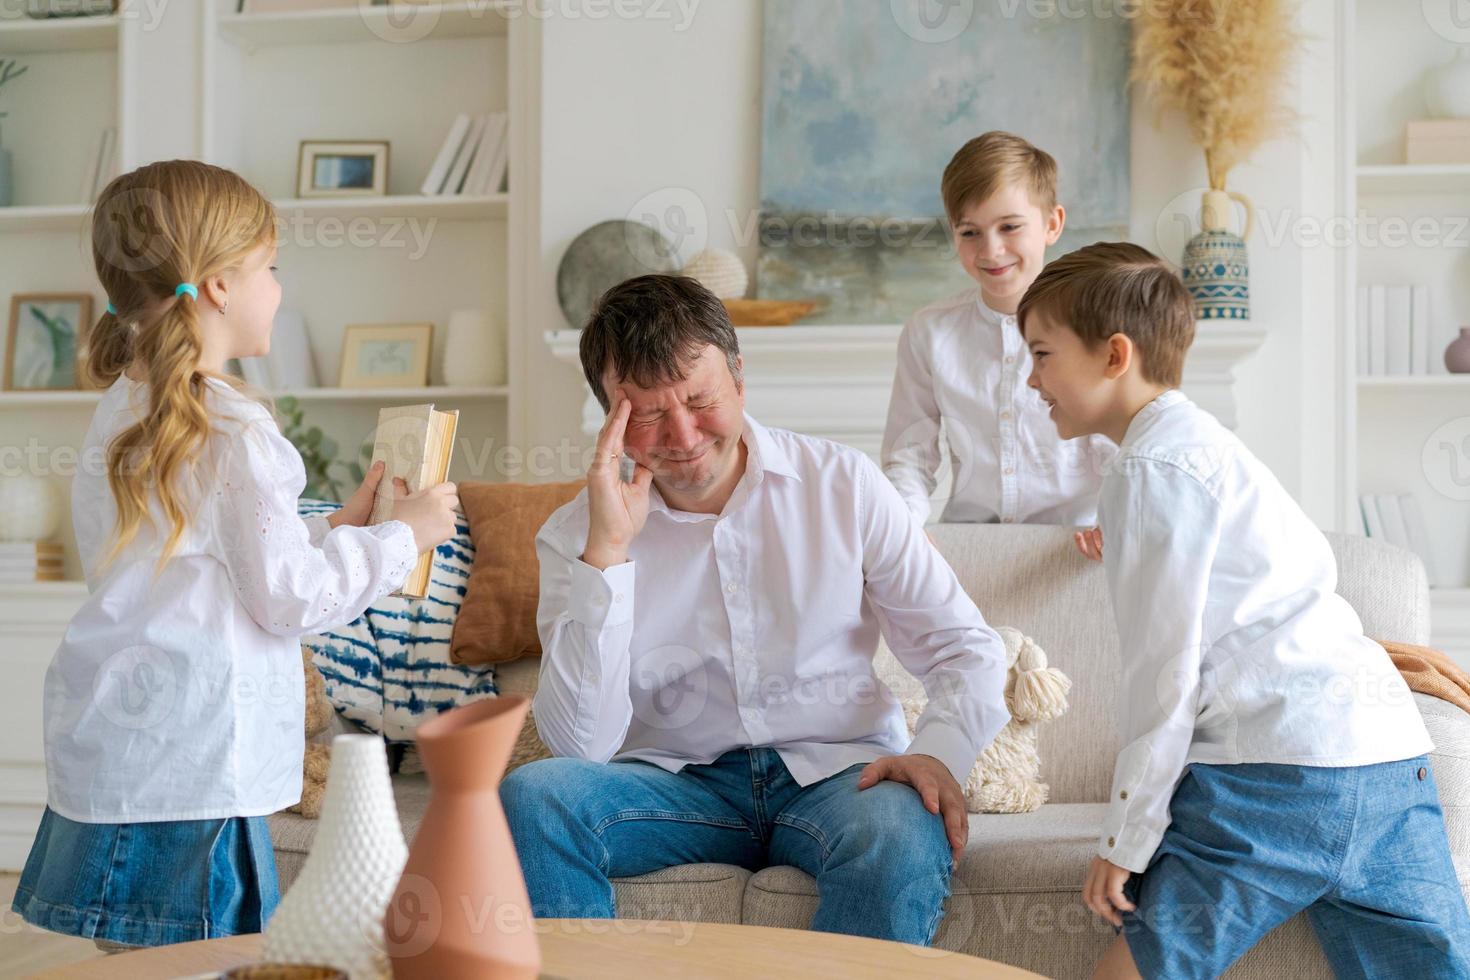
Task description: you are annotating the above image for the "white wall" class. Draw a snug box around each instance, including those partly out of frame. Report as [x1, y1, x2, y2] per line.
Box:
[526, 1, 764, 475]
[529, 0, 1343, 525]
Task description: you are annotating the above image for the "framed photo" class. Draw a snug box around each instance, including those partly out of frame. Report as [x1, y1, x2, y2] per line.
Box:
[5, 293, 93, 391]
[297, 140, 390, 198]
[338, 323, 433, 388]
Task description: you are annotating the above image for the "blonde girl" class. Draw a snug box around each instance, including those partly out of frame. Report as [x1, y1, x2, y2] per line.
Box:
[11, 160, 459, 948]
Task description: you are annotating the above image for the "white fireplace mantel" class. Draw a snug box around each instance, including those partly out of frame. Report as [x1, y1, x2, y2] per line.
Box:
[545, 322, 1268, 455]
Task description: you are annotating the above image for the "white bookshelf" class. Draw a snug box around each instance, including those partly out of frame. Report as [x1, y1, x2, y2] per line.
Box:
[216, 1, 511, 49]
[0, 2, 535, 583]
[1357, 163, 1470, 195]
[0, 13, 118, 54]
[1357, 375, 1470, 390]
[1345, 2, 1470, 630]
[272, 192, 509, 221]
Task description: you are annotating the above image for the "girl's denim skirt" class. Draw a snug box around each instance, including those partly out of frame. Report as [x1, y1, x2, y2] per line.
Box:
[11, 806, 280, 947]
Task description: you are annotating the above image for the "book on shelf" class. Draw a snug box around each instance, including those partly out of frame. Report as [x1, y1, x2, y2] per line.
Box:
[1369, 285, 1386, 377]
[1358, 283, 1434, 377]
[442, 114, 487, 196]
[464, 112, 508, 197]
[1384, 286, 1411, 376]
[0, 541, 65, 583]
[421, 113, 471, 196]
[1400, 494, 1442, 587]
[1359, 494, 1386, 540]
[420, 112, 509, 198]
[1411, 284, 1431, 376]
[1356, 285, 1369, 377]
[1360, 493, 1441, 587]
[367, 403, 459, 599]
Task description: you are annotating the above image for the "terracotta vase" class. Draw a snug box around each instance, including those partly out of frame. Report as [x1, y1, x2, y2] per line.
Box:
[384, 695, 540, 980]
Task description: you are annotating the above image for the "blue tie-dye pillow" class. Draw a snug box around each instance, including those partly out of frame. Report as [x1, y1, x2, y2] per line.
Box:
[297, 500, 498, 741]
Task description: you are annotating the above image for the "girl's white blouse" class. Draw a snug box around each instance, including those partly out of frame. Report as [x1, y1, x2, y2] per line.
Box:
[43, 376, 417, 823]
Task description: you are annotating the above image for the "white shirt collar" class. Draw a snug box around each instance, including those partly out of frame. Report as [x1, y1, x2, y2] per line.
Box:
[972, 292, 1017, 327]
[1121, 389, 1189, 450]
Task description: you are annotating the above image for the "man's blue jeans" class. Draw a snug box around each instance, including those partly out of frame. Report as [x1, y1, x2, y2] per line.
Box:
[501, 747, 954, 945]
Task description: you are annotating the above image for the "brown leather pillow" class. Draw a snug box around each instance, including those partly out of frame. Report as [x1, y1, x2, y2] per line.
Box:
[451, 480, 586, 665]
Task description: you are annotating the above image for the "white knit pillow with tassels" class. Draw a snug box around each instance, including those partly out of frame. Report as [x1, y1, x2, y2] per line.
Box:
[876, 626, 1072, 813]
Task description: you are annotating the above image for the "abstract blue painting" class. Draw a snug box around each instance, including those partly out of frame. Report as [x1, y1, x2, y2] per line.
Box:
[758, 1, 1131, 323]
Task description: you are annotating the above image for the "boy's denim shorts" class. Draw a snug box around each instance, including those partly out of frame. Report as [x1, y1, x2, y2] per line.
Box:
[12, 806, 279, 947]
[1121, 755, 1470, 980]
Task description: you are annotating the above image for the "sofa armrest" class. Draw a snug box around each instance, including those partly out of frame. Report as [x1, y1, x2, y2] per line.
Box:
[1418, 692, 1470, 900]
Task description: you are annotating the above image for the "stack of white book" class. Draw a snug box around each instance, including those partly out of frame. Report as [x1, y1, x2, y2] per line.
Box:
[1360, 493, 1439, 586]
[0, 541, 64, 583]
[1357, 284, 1433, 377]
[420, 111, 509, 197]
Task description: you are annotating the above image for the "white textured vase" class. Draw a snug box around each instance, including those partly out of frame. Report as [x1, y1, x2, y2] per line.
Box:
[263, 735, 407, 980]
[681, 248, 749, 299]
[441, 309, 506, 387]
[1426, 48, 1470, 119]
[0, 473, 61, 542]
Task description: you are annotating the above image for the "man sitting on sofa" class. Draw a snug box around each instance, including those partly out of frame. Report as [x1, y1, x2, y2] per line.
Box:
[501, 274, 1011, 945]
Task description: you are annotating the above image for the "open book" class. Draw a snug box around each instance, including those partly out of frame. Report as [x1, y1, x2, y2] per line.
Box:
[367, 404, 459, 598]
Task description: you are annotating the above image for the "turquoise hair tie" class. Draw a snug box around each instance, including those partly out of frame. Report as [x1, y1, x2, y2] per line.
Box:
[106, 302, 116, 315]
[175, 283, 198, 300]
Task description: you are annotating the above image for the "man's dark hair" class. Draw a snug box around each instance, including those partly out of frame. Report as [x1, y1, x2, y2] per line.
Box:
[579, 274, 742, 411]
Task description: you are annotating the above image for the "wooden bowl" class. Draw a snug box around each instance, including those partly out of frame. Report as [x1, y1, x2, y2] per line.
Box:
[721, 298, 821, 327]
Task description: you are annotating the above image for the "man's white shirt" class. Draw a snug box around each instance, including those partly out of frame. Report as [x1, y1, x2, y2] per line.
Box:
[533, 414, 1012, 786]
[882, 288, 1114, 526]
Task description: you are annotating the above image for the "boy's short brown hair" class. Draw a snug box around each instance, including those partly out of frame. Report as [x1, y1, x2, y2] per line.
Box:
[941, 131, 1058, 224]
[1017, 242, 1195, 388]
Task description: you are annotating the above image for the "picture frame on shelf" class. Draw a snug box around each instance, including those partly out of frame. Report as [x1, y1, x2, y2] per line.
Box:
[4, 293, 92, 392]
[296, 140, 390, 199]
[338, 322, 433, 388]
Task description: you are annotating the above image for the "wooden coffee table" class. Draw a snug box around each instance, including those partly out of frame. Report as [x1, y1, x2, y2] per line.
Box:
[31, 920, 1046, 978]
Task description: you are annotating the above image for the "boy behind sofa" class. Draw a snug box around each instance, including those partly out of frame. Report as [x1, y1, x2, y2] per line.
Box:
[1018, 242, 1470, 979]
[881, 131, 1113, 529]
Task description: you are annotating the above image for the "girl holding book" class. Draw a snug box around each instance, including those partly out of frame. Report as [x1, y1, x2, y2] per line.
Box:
[11, 160, 459, 948]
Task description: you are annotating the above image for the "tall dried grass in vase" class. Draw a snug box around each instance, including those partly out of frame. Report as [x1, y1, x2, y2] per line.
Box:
[1132, 0, 1299, 192]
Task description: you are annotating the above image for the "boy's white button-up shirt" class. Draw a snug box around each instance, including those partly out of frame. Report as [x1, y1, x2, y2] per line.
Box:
[532, 415, 1012, 787]
[881, 288, 1115, 527]
[1098, 389, 1432, 873]
[44, 377, 418, 823]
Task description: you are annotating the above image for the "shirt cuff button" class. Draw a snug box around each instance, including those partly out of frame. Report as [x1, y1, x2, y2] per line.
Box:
[1119, 790, 1128, 800]
[1107, 837, 1116, 848]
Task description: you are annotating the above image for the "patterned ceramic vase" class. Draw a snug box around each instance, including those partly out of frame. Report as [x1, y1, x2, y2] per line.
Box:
[1181, 189, 1254, 321]
[262, 735, 408, 980]
[385, 695, 540, 980]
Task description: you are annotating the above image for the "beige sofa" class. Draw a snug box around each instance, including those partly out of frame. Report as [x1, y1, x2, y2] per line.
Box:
[269, 524, 1470, 979]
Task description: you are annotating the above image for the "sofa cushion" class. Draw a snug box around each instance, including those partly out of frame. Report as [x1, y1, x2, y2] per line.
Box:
[296, 500, 496, 741]
[453, 481, 585, 665]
